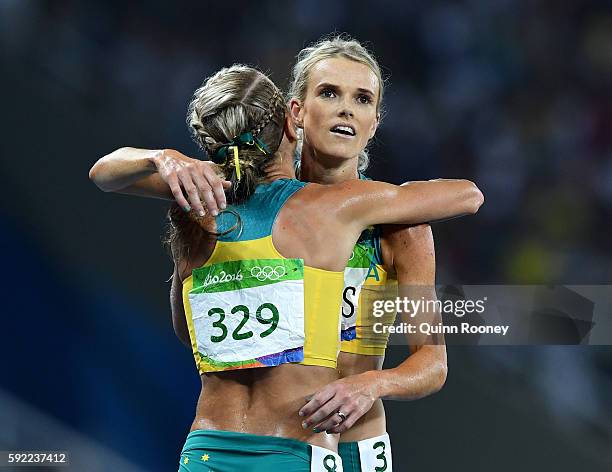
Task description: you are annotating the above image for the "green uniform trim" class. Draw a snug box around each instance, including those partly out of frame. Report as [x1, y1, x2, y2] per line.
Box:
[338, 441, 361, 472]
[191, 258, 304, 293]
[179, 429, 313, 471]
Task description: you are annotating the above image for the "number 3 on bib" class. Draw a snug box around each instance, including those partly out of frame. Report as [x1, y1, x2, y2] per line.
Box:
[373, 441, 388, 471]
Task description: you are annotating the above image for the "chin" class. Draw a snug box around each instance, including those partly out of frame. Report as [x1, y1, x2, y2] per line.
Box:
[319, 143, 361, 162]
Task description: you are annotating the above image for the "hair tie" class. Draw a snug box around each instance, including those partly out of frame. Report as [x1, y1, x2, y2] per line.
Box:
[211, 132, 271, 180]
[231, 146, 241, 181]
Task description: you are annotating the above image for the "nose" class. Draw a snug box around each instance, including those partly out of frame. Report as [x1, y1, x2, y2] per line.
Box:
[338, 108, 354, 119]
[338, 96, 354, 119]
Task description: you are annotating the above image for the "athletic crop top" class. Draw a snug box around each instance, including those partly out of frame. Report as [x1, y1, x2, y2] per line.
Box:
[182, 178, 344, 373]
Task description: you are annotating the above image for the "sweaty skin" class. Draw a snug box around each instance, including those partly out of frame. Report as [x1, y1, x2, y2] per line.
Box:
[290, 56, 450, 437]
[335, 224, 445, 441]
[90, 129, 482, 452]
[172, 182, 469, 450]
[296, 157, 447, 438]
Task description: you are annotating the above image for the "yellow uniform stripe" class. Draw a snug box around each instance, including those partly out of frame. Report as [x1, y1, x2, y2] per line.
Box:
[183, 235, 343, 371]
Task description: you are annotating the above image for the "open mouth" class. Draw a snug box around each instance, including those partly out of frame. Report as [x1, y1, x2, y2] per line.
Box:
[330, 124, 356, 137]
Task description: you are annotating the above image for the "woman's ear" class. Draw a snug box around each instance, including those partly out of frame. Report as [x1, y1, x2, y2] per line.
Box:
[368, 112, 380, 140]
[284, 114, 298, 142]
[274, 116, 297, 169]
[289, 98, 304, 128]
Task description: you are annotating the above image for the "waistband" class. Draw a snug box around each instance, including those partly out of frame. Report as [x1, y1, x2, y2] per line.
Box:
[339, 432, 390, 451]
[182, 429, 336, 462]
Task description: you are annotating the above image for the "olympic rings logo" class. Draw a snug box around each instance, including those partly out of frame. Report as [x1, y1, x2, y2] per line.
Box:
[250, 265, 286, 281]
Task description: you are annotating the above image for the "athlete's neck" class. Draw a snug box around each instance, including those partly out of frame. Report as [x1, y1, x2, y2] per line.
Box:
[300, 147, 359, 185]
[262, 153, 296, 183]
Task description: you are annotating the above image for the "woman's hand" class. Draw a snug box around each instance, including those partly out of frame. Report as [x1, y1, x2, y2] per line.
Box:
[90, 147, 232, 214]
[152, 149, 231, 216]
[299, 371, 379, 434]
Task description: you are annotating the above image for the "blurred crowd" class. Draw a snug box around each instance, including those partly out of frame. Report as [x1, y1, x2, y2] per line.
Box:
[3, 0, 611, 284]
[1, 0, 611, 469]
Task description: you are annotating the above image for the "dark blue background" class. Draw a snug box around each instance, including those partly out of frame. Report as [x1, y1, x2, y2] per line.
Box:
[1, 1, 611, 470]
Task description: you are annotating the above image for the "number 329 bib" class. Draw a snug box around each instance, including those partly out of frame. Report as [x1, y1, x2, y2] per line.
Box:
[187, 258, 305, 373]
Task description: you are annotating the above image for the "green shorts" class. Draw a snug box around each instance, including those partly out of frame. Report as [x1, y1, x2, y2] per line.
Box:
[338, 433, 392, 472]
[178, 429, 343, 471]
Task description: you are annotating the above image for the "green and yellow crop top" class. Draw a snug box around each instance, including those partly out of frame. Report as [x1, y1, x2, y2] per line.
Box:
[182, 178, 344, 374]
[340, 225, 397, 356]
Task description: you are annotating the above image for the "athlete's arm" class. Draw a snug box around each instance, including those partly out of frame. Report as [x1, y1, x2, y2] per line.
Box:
[170, 264, 191, 349]
[371, 224, 447, 400]
[331, 179, 484, 230]
[89, 147, 230, 216]
[299, 224, 446, 434]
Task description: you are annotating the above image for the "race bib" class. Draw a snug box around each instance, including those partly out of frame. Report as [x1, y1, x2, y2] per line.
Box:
[188, 258, 305, 372]
[358, 433, 392, 472]
[341, 243, 381, 341]
[311, 445, 344, 472]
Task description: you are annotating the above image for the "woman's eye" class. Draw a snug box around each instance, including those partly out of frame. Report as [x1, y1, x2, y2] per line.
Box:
[358, 94, 372, 104]
[320, 89, 335, 98]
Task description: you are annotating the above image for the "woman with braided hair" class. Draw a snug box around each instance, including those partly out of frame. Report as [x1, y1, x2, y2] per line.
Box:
[90, 63, 482, 471]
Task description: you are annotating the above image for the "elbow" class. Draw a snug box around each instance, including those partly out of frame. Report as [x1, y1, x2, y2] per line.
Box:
[89, 156, 112, 192]
[464, 181, 484, 215]
[432, 360, 448, 393]
[88, 162, 100, 185]
[426, 346, 448, 394]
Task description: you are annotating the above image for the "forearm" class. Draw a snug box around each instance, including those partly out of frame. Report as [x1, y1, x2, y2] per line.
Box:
[89, 147, 161, 192]
[375, 224, 447, 400]
[355, 179, 484, 228]
[299, 345, 448, 434]
[375, 288, 448, 400]
[91, 146, 229, 218]
[398, 179, 484, 223]
[371, 345, 447, 401]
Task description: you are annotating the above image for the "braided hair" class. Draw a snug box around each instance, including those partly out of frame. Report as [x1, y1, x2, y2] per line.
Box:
[165, 65, 287, 264]
[188, 65, 287, 205]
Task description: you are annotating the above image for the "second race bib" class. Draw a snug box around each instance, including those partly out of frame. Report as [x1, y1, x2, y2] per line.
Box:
[341, 243, 381, 341]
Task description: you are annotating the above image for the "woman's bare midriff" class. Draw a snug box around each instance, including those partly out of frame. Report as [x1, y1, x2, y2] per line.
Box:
[337, 352, 387, 443]
[190, 364, 340, 451]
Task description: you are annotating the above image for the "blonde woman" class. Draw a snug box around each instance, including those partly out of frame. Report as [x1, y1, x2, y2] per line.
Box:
[289, 37, 446, 472]
[90, 63, 481, 471]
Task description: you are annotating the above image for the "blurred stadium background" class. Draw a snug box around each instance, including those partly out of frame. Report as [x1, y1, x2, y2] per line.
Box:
[1, 1, 611, 470]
